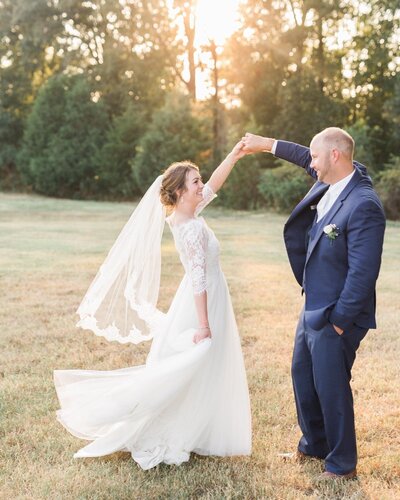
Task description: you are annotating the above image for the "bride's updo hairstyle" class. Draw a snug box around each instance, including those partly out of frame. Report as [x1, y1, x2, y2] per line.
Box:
[160, 161, 199, 209]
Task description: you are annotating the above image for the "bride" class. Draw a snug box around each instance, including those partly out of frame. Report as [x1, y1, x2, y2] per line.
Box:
[53, 141, 251, 470]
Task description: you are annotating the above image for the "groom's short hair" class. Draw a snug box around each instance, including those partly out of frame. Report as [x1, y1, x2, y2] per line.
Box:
[315, 127, 354, 160]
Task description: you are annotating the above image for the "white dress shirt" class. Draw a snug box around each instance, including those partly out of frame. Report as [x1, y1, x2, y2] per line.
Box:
[316, 170, 355, 221]
[271, 140, 355, 221]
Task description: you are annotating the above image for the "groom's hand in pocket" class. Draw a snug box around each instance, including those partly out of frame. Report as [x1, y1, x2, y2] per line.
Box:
[333, 324, 344, 335]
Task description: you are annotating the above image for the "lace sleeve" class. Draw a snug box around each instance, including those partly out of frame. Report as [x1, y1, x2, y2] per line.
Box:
[194, 182, 217, 216]
[180, 220, 208, 295]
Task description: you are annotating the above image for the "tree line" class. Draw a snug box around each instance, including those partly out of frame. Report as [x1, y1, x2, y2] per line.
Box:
[0, 0, 399, 218]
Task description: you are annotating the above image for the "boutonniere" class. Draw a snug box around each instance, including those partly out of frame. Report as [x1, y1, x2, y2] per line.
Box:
[323, 224, 340, 244]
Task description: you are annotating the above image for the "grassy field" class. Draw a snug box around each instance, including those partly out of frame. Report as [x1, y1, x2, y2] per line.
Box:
[0, 192, 399, 499]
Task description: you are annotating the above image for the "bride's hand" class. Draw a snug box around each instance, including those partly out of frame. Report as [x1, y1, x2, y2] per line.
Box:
[229, 140, 247, 161]
[193, 327, 212, 344]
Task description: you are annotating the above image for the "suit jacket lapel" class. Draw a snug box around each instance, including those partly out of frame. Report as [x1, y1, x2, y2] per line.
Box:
[286, 182, 328, 225]
[305, 168, 362, 265]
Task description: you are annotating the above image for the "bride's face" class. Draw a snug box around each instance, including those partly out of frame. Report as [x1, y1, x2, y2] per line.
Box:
[183, 169, 204, 205]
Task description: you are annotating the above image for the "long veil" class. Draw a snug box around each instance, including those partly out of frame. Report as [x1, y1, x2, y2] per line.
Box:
[76, 175, 167, 344]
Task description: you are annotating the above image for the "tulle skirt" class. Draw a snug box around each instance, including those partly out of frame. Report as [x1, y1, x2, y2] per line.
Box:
[54, 269, 251, 470]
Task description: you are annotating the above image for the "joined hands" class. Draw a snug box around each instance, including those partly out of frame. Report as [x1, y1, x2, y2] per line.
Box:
[228, 133, 276, 159]
[241, 133, 275, 154]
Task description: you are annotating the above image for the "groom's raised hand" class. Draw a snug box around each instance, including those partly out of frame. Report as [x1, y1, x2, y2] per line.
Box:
[242, 133, 275, 154]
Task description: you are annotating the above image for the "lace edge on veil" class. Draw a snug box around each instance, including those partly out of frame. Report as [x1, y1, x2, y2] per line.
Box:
[76, 305, 166, 345]
[75, 175, 167, 345]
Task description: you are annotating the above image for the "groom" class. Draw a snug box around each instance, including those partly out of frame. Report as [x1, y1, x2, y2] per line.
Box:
[242, 128, 386, 479]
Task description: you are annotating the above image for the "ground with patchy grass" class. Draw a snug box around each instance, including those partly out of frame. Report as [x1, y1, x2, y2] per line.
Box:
[0, 193, 399, 499]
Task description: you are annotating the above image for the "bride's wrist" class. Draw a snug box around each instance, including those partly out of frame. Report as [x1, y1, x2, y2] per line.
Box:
[227, 151, 238, 163]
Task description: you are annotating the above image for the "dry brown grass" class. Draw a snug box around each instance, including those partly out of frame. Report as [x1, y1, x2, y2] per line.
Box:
[0, 192, 399, 499]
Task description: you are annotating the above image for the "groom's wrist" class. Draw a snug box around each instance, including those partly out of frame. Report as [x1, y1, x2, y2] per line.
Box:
[329, 309, 352, 331]
[262, 138, 276, 153]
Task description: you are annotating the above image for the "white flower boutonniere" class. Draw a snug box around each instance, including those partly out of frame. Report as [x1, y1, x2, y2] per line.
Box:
[323, 224, 340, 244]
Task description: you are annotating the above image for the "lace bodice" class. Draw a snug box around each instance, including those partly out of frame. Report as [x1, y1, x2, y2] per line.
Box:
[166, 183, 220, 295]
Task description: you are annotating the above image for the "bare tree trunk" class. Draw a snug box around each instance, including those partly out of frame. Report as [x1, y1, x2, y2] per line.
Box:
[210, 41, 223, 163]
[182, 2, 197, 100]
[316, 15, 324, 93]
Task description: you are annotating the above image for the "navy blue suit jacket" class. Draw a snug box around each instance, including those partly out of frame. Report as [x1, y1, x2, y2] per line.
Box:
[276, 140, 386, 331]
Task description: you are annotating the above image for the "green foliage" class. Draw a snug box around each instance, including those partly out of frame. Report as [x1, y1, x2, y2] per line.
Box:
[273, 71, 348, 146]
[347, 120, 376, 172]
[0, 0, 399, 212]
[350, 2, 398, 166]
[0, 0, 177, 186]
[227, 0, 399, 174]
[376, 156, 400, 220]
[0, 0, 65, 183]
[18, 74, 109, 198]
[216, 155, 262, 210]
[132, 93, 212, 193]
[96, 104, 147, 198]
[383, 74, 400, 158]
[258, 163, 313, 213]
[0, 111, 24, 189]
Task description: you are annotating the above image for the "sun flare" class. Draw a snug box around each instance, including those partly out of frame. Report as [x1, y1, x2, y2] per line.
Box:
[194, 0, 241, 99]
[195, 0, 241, 46]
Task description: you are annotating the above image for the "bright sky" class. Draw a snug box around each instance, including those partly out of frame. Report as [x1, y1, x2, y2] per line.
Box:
[195, 0, 241, 46]
[194, 0, 241, 99]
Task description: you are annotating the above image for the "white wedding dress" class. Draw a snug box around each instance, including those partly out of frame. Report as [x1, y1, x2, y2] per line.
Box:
[54, 183, 251, 470]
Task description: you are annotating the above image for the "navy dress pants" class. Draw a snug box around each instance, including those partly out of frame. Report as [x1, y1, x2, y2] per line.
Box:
[291, 308, 368, 474]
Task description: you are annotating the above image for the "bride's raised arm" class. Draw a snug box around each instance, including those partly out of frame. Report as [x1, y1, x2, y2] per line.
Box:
[207, 140, 246, 194]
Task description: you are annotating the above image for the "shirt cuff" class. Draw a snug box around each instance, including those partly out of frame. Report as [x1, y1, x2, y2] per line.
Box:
[271, 140, 277, 155]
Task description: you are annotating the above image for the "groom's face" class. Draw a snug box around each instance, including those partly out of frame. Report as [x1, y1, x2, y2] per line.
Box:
[310, 138, 333, 184]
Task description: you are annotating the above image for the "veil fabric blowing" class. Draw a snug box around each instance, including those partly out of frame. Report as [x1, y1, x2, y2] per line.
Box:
[76, 175, 167, 344]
